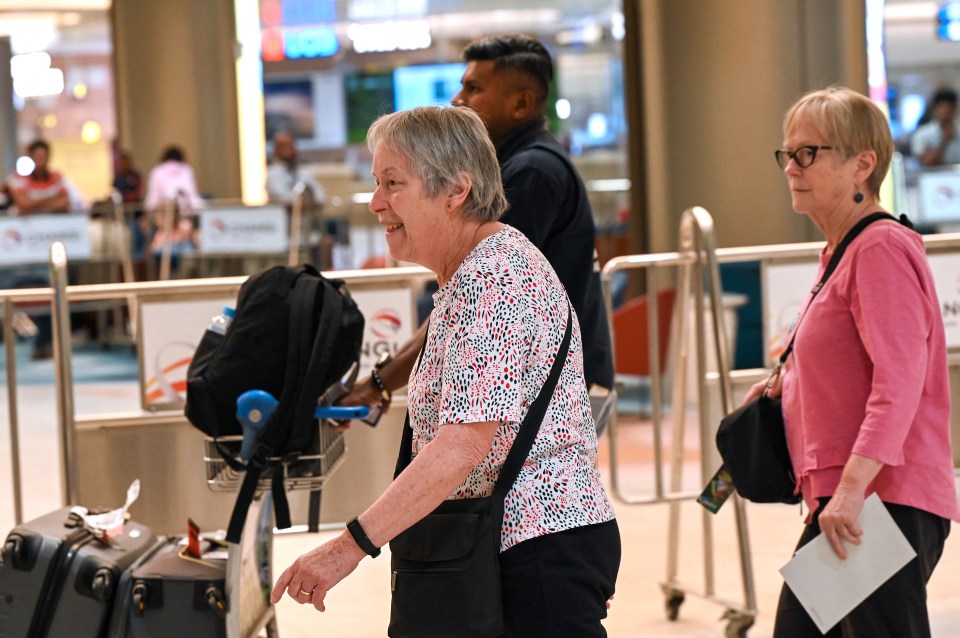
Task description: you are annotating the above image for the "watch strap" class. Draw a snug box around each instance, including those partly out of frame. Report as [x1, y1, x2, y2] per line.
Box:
[347, 516, 381, 558]
[370, 366, 391, 402]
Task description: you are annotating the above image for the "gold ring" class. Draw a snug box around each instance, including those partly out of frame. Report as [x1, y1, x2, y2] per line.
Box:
[299, 588, 314, 597]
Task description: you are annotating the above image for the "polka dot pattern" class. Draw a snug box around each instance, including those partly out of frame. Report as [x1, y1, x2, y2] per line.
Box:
[407, 226, 616, 551]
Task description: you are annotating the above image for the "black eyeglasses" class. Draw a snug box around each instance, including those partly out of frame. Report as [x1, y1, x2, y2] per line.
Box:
[774, 145, 833, 169]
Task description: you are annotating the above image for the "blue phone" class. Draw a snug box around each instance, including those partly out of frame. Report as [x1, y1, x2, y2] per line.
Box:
[314, 405, 371, 420]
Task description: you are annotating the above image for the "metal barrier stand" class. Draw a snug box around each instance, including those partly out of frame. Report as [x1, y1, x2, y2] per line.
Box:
[601, 207, 757, 637]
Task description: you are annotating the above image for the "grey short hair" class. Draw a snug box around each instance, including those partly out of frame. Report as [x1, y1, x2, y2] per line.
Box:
[784, 87, 892, 198]
[366, 106, 508, 223]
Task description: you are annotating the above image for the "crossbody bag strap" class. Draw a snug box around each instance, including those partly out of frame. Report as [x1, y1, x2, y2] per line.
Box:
[393, 306, 573, 498]
[493, 307, 572, 499]
[778, 212, 909, 365]
[393, 320, 429, 479]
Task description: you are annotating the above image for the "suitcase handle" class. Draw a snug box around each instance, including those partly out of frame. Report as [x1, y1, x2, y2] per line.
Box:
[132, 581, 148, 616]
[91, 567, 115, 603]
[1, 536, 22, 568]
[205, 584, 227, 618]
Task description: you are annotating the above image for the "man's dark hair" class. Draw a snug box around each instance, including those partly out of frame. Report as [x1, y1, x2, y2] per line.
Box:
[462, 35, 553, 100]
[932, 88, 958, 107]
[27, 139, 50, 154]
[161, 145, 185, 163]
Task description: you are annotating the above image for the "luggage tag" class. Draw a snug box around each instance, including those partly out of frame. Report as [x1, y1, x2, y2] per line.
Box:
[696, 466, 736, 514]
[186, 518, 202, 558]
[71, 478, 141, 541]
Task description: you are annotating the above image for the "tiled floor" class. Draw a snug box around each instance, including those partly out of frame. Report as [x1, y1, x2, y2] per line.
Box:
[1, 351, 959, 637]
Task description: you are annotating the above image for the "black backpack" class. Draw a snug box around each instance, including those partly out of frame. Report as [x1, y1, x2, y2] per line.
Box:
[185, 264, 364, 542]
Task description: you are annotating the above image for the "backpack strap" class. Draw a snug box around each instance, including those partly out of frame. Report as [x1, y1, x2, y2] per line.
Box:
[227, 266, 319, 543]
[290, 275, 343, 450]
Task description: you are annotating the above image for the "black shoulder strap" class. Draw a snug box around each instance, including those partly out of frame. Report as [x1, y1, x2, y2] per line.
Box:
[394, 307, 573, 504]
[780, 212, 911, 364]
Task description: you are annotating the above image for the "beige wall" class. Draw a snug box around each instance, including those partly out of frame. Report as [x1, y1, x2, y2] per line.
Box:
[111, 0, 242, 201]
[637, 0, 868, 252]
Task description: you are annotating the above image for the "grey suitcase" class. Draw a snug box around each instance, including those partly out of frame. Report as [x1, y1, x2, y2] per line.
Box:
[0, 507, 159, 638]
[108, 538, 228, 638]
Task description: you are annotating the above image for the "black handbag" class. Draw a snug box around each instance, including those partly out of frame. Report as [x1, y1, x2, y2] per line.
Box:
[387, 310, 572, 638]
[715, 212, 911, 504]
[716, 393, 798, 504]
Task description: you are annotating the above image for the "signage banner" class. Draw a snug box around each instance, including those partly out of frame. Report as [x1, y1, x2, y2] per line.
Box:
[199, 206, 288, 254]
[762, 260, 819, 366]
[763, 251, 960, 364]
[138, 296, 234, 410]
[138, 282, 418, 410]
[927, 253, 960, 349]
[350, 285, 417, 378]
[0, 214, 92, 265]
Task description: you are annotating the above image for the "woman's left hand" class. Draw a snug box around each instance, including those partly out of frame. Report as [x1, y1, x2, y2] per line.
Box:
[816, 486, 866, 560]
[269, 533, 366, 611]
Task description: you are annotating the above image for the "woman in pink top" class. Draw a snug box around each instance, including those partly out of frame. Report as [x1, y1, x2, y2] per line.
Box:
[748, 87, 960, 637]
[143, 145, 203, 256]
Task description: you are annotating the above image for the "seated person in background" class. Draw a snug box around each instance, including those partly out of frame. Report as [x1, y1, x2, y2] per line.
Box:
[113, 150, 143, 203]
[910, 88, 960, 167]
[6, 139, 82, 215]
[3, 139, 83, 359]
[111, 149, 146, 259]
[143, 145, 203, 255]
[265, 130, 326, 206]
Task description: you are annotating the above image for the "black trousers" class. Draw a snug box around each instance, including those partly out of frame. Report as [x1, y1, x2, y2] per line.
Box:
[498, 519, 621, 638]
[773, 498, 950, 638]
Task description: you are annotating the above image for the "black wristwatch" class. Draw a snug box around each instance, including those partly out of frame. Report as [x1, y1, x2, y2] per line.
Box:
[370, 352, 393, 402]
[347, 516, 381, 558]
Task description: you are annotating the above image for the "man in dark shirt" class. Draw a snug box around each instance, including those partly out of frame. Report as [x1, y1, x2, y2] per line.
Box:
[452, 34, 613, 392]
[344, 35, 615, 430]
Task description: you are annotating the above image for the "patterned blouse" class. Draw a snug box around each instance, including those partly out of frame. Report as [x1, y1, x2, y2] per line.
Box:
[407, 226, 616, 551]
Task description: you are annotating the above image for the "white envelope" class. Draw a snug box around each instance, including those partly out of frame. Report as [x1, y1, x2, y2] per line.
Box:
[779, 493, 917, 634]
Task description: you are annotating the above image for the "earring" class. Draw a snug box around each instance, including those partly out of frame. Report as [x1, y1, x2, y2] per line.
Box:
[853, 191, 864, 204]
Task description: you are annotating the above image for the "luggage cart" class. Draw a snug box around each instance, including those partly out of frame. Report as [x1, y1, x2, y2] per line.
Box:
[203, 391, 352, 638]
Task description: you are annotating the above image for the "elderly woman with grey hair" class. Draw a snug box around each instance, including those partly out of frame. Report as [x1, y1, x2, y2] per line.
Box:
[271, 106, 620, 637]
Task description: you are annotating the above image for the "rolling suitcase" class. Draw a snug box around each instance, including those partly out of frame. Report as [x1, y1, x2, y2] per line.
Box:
[108, 538, 228, 638]
[0, 506, 159, 638]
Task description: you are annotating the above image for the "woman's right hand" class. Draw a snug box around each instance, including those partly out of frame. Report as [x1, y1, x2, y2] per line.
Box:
[330, 376, 388, 432]
[741, 367, 783, 405]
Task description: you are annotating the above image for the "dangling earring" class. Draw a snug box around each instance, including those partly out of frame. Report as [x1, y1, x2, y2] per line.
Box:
[853, 190, 864, 204]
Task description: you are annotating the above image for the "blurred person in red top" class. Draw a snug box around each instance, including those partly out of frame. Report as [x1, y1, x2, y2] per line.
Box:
[2, 139, 83, 359]
[6, 139, 81, 215]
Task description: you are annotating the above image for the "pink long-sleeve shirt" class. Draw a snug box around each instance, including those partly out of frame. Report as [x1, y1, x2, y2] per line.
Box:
[780, 220, 960, 522]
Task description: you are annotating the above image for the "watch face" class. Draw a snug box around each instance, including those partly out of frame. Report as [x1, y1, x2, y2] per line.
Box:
[375, 351, 392, 369]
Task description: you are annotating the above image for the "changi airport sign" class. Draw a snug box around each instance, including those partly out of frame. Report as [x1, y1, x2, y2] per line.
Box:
[199, 206, 288, 254]
[0, 214, 92, 265]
